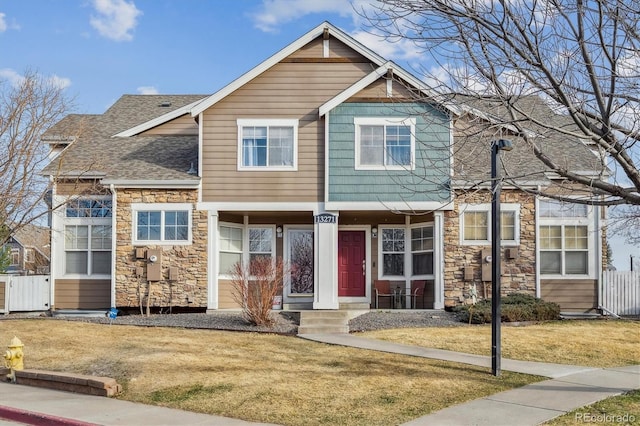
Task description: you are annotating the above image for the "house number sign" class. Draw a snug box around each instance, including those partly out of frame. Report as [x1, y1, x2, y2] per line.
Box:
[314, 213, 337, 224]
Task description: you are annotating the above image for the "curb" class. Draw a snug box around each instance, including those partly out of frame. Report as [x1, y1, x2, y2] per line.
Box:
[0, 404, 98, 426]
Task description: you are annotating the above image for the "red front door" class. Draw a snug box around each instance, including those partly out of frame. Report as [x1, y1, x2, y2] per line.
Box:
[338, 231, 366, 297]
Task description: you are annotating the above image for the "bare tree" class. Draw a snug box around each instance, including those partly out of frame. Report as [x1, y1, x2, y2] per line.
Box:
[360, 0, 639, 209]
[0, 70, 72, 245]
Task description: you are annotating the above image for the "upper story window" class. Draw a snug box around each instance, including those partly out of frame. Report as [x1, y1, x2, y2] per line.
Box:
[66, 199, 112, 218]
[132, 203, 192, 245]
[354, 117, 415, 170]
[10, 249, 19, 266]
[539, 199, 588, 218]
[459, 203, 520, 246]
[237, 119, 298, 171]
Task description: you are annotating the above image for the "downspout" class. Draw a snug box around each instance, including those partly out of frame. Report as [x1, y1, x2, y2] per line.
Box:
[595, 205, 602, 313]
[109, 184, 117, 309]
[535, 186, 540, 298]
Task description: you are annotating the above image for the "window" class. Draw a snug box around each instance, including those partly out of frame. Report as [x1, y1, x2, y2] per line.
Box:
[354, 117, 415, 170]
[66, 199, 112, 218]
[540, 225, 588, 275]
[539, 199, 591, 276]
[10, 249, 19, 266]
[132, 204, 191, 245]
[411, 226, 433, 275]
[219, 225, 243, 276]
[459, 204, 520, 245]
[381, 228, 405, 276]
[64, 224, 111, 275]
[237, 119, 298, 170]
[218, 225, 277, 277]
[24, 249, 34, 263]
[288, 229, 314, 294]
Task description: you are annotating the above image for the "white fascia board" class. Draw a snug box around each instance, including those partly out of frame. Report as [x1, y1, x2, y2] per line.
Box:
[319, 64, 390, 117]
[325, 201, 454, 211]
[100, 179, 200, 188]
[190, 22, 388, 117]
[197, 201, 323, 212]
[113, 100, 204, 137]
[42, 171, 107, 179]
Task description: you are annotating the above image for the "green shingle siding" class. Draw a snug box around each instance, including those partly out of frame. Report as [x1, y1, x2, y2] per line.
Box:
[328, 103, 451, 202]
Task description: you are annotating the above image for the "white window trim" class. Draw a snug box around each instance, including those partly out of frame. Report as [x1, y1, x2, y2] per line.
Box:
[378, 225, 407, 280]
[410, 222, 435, 280]
[354, 117, 416, 171]
[131, 203, 193, 246]
[283, 225, 314, 297]
[217, 223, 277, 280]
[60, 196, 113, 279]
[538, 201, 594, 278]
[237, 118, 299, 171]
[459, 203, 520, 246]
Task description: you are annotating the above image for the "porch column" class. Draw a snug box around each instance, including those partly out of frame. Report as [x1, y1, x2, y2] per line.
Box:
[434, 211, 445, 309]
[313, 212, 339, 309]
[207, 211, 219, 312]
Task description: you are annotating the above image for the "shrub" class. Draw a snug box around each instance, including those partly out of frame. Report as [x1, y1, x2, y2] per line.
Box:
[455, 293, 561, 324]
[229, 257, 288, 327]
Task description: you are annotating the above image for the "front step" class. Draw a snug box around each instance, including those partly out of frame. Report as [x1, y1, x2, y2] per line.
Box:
[297, 310, 350, 334]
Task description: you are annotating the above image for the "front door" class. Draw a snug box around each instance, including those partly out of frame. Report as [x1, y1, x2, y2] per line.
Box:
[338, 231, 365, 297]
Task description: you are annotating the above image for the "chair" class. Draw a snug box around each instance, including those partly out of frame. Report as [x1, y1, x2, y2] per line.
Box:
[410, 280, 426, 309]
[374, 280, 394, 309]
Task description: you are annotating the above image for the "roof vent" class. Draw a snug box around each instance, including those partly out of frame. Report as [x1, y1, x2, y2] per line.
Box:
[159, 101, 172, 107]
[187, 162, 197, 175]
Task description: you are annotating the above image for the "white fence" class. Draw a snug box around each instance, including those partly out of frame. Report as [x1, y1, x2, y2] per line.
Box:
[601, 271, 640, 316]
[0, 275, 51, 313]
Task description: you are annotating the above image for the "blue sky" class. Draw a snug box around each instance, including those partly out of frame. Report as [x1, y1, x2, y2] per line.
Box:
[1, 0, 636, 269]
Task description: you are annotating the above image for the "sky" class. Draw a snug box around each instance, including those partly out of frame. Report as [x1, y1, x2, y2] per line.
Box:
[1, 0, 637, 269]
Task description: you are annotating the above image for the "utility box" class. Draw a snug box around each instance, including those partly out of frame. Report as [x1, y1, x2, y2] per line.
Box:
[463, 266, 475, 281]
[481, 248, 492, 282]
[146, 249, 162, 282]
[506, 247, 519, 260]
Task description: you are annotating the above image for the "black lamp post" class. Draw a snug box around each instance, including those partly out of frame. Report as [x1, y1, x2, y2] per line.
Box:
[491, 139, 513, 377]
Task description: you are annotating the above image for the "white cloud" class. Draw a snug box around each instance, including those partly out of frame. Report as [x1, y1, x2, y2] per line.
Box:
[252, 0, 350, 33]
[0, 13, 7, 32]
[0, 68, 71, 90]
[90, 0, 142, 42]
[137, 86, 159, 95]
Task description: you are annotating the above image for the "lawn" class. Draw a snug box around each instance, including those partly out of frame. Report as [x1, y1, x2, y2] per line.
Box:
[361, 319, 640, 367]
[0, 319, 536, 426]
[0, 318, 637, 425]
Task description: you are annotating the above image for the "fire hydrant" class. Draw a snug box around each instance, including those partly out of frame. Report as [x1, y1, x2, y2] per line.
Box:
[4, 336, 24, 374]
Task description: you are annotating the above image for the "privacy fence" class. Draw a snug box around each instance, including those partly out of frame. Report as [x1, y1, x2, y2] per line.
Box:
[601, 271, 640, 316]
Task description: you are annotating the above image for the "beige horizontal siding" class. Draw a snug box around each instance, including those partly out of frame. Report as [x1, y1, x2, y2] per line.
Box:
[141, 114, 197, 136]
[540, 279, 597, 313]
[201, 56, 376, 202]
[218, 280, 241, 309]
[54, 279, 110, 310]
[56, 180, 103, 196]
[0, 281, 5, 308]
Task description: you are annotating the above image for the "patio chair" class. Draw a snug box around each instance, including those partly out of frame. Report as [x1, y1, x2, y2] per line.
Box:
[374, 280, 394, 309]
[410, 280, 426, 309]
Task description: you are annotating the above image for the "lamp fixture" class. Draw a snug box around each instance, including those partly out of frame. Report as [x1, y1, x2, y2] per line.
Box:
[276, 226, 283, 238]
[371, 227, 378, 238]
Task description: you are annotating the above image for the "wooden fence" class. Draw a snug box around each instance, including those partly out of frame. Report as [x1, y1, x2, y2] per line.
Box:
[0, 275, 51, 314]
[601, 271, 640, 316]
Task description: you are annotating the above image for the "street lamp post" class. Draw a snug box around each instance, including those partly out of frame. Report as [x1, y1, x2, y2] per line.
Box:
[491, 139, 513, 377]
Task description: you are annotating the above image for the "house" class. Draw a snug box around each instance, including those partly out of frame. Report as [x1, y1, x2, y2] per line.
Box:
[1, 224, 51, 275]
[41, 22, 606, 314]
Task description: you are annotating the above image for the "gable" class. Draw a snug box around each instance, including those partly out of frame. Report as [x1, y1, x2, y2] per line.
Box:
[141, 113, 198, 136]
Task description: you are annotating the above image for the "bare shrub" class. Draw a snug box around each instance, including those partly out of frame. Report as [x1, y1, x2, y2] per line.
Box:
[229, 257, 288, 327]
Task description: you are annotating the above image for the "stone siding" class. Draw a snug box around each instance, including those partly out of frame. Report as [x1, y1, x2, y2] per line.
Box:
[114, 189, 208, 309]
[443, 190, 537, 308]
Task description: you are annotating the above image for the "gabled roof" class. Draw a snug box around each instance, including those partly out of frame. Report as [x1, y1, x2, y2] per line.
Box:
[11, 224, 50, 260]
[189, 21, 387, 117]
[113, 98, 204, 137]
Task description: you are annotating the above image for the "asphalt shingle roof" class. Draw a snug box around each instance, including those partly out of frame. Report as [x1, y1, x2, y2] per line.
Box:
[42, 95, 207, 182]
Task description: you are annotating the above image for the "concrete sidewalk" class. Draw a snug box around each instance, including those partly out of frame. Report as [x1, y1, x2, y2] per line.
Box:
[0, 381, 275, 426]
[299, 334, 640, 426]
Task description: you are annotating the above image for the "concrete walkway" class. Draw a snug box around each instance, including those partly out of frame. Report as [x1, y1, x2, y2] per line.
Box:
[299, 334, 640, 426]
[0, 333, 637, 426]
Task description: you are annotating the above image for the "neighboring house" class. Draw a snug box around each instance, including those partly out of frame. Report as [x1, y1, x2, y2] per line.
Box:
[2, 224, 51, 275]
[41, 22, 606, 313]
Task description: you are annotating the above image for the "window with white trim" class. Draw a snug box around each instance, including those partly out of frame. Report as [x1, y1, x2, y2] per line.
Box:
[218, 224, 276, 277]
[10, 249, 19, 266]
[237, 119, 298, 170]
[539, 200, 591, 276]
[459, 204, 520, 245]
[354, 117, 415, 170]
[132, 204, 192, 245]
[411, 225, 433, 275]
[64, 224, 112, 275]
[62, 197, 112, 277]
[381, 228, 405, 276]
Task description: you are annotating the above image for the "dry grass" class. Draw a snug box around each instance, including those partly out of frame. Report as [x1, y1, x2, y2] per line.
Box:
[0, 319, 537, 426]
[361, 319, 640, 367]
[543, 390, 640, 425]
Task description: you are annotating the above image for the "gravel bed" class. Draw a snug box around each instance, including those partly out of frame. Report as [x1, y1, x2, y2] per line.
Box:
[1, 309, 464, 334]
